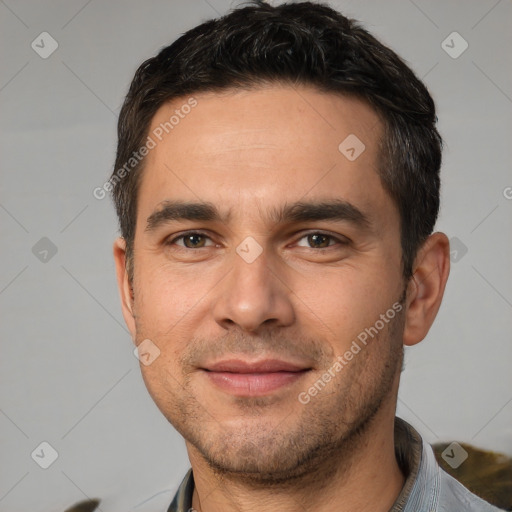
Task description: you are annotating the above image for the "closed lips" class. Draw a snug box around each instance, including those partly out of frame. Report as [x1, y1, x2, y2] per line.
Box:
[203, 359, 311, 373]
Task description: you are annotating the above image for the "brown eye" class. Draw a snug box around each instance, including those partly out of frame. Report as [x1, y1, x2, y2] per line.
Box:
[307, 233, 331, 248]
[296, 232, 345, 249]
[182, 233, 206, 248]
[167, 232, 214, 249]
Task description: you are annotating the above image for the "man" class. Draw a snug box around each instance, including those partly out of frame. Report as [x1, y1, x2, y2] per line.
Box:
[110, 1, 503, 510]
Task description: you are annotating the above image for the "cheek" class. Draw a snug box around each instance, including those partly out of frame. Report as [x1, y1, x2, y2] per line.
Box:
[293, 266, 399, 351]
[135, 263, 206, 331]
[139, 361, 185, 423]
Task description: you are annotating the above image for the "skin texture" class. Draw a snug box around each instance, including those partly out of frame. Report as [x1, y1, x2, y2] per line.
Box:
[113, 84, 450, 512]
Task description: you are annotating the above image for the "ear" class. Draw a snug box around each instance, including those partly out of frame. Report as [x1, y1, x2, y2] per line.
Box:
[113, 237, 136, 342]
[403, 232, 450, 346]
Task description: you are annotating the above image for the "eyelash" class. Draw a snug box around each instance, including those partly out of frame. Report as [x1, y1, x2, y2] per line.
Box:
[165, 231, 349, 250]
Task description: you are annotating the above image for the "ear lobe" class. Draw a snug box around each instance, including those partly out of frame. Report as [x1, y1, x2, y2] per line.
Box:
[113, 237, 136, 340]
[402, 232, 450, 346]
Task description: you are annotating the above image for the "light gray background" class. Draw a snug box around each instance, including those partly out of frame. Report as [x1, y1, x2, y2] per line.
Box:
[1, 0, 511, 510]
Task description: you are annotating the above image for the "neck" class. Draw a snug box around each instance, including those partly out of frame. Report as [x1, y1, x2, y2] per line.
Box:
[187, 402, 405, 512]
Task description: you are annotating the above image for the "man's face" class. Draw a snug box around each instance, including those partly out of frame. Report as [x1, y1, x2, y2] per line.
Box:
[121, 85, 407, 479]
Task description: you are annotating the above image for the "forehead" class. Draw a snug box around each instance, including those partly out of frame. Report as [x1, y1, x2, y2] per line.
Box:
[137, 84, 394, 229]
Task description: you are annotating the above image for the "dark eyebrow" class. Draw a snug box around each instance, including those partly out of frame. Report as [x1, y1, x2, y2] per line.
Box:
[271, 199, 371, 229]
[146, 200, 226, 232]
[145, 199, 372, 232]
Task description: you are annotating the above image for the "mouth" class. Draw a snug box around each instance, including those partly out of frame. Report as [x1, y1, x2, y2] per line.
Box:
[200, 359, 312, 396]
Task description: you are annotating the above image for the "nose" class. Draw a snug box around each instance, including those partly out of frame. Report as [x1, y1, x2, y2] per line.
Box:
[211, 244, 295, 333]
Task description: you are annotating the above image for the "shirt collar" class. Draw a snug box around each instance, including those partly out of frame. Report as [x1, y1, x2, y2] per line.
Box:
[167, 417, 425, 512]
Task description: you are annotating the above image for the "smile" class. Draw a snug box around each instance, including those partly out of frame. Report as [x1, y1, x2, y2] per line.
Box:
[201, 359, 312, 396]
